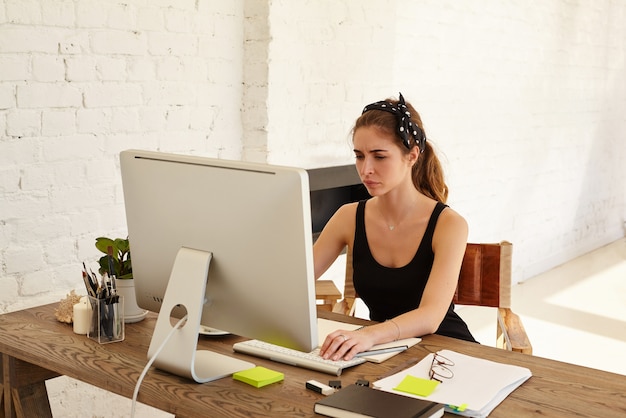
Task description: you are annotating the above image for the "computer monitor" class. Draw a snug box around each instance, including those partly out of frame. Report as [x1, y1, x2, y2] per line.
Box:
[120, 149, 318, 382]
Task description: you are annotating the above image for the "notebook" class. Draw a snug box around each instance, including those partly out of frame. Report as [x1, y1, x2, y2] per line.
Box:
[315, 384, 444, 418]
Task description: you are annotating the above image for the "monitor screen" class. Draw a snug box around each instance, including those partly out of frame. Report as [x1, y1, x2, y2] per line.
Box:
[120, 150, 318, 381]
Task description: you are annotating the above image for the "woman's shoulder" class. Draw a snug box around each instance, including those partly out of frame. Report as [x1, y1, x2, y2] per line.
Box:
[436, 204, 469, 239]
[317, 201, 360, 248]
[335, 200, 361, 219]
[323, 201, 360, 229]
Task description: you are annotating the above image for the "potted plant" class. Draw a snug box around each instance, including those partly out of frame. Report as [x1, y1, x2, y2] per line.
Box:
[95, 237, 132, 280]
[95, 236, 147, 322]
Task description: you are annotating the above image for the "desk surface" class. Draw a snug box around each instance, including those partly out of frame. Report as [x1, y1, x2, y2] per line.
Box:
[1, 303, 626, 417]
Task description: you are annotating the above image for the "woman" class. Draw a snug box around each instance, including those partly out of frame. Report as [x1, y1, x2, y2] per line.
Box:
[315, 93, 476, 361]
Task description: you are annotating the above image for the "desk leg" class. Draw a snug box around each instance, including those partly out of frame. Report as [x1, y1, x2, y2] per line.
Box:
[1, 353, 59, 418]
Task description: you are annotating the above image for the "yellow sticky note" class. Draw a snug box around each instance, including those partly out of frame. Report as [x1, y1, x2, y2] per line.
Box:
[233, 366, 284, 388]
[393, 374, 439, 397]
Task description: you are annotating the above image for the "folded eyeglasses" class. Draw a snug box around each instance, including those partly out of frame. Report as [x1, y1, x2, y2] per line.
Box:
[429, 352, 455, 383]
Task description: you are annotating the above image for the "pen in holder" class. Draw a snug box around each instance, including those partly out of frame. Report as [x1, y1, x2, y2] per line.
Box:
[88, 294, 124, 344]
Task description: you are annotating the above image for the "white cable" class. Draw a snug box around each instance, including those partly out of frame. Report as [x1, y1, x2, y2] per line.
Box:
[130, 315, 188, 418]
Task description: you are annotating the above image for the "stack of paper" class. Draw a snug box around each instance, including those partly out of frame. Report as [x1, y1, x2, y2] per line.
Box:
[373, 350, 531, 417]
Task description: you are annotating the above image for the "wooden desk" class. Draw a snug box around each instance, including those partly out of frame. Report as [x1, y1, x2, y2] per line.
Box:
[1, 303, 626, 417]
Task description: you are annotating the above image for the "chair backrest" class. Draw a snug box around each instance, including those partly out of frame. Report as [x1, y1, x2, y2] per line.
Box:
[454, 241, 512, 309]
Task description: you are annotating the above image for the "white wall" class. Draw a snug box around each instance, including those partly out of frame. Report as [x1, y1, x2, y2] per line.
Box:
[0, 1, 246, 314]
[1, 1, 625, 417]
[264, 0, 626, 282]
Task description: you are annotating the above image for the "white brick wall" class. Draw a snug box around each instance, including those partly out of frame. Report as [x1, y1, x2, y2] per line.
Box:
[264, 0, 626, 282]
[0, 1, 625, 417]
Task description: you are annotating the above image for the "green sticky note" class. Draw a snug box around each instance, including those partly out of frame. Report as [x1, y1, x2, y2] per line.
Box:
[449, 403, 468, 412]
[233, 366, 284, 388]
[393, 374, 439, 397]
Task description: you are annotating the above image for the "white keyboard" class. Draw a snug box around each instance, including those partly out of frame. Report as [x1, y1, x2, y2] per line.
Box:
[233, 339, 366, 376]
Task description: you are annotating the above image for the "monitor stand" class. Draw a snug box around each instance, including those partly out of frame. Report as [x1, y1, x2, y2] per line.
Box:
[148, 247, 255, 383]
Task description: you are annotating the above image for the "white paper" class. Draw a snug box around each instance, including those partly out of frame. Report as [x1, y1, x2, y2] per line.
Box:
[373, 349, 531, 417]
[317, 318, 421, 362]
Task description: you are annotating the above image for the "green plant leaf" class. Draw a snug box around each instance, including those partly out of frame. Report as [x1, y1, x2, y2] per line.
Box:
[95, 237, 115, 255]
[95, 236, 133, 279]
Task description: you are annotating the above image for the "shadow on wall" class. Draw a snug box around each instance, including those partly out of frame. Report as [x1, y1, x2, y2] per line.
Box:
[574, 73, 625, 248]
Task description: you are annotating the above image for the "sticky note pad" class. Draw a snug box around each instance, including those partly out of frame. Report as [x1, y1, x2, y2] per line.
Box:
[233, 366, 284, 388]
[393, 375, 439, 397]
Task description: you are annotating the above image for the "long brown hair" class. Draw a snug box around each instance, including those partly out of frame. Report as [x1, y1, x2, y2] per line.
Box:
[353, 96, 448, 203]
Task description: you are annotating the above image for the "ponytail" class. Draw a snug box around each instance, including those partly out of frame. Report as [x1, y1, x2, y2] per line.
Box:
[412, 141, 448, 203]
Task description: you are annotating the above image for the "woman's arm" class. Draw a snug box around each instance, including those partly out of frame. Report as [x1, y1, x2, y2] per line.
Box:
[312, 203, 356, 280]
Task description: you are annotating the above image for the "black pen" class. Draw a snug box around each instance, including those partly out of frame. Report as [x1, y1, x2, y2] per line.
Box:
[106, 246, 116, 294]
[354, 345, 408, 358]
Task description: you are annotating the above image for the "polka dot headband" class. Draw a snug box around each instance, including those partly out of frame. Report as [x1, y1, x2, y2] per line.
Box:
[361, 92, 426, 153]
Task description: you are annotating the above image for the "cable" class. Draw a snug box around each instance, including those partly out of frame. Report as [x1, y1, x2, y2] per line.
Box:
[130, 315, 188, 418]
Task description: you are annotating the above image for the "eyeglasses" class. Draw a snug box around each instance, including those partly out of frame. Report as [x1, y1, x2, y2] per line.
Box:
[429, 353, 455, 383]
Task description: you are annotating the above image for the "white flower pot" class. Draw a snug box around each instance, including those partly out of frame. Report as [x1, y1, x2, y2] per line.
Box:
[116, 279, 148, 323]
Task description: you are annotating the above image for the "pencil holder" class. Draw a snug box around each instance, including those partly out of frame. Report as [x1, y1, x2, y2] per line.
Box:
[88, 295, 125, 344]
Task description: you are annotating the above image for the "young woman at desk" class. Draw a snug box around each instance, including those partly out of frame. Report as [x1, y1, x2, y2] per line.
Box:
[315, 93, 476, 361]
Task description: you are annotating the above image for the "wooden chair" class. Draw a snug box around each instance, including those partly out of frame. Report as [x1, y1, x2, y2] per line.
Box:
[453, 242, 532, 354]
[315, 280, 342, 311]
[317, 241, 532, 354]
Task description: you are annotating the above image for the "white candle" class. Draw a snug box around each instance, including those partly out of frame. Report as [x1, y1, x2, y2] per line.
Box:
[73, 297, 91, 335]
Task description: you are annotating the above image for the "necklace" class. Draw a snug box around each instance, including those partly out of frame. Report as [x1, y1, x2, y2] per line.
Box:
[379, 197, 415, 231]
[381, 204, 415, 232]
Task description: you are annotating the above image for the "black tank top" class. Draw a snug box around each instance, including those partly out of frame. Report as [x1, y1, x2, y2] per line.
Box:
[352, 200, 476, 342]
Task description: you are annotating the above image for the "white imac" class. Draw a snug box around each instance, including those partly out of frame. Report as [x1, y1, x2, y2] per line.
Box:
[120, 149, 318, 382]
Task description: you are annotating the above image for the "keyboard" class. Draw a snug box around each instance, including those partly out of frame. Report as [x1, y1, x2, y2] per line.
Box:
[233, 339, 366, 376]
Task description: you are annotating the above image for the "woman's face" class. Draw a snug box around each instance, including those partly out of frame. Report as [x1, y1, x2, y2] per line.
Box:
[353, 126, 417, 196]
